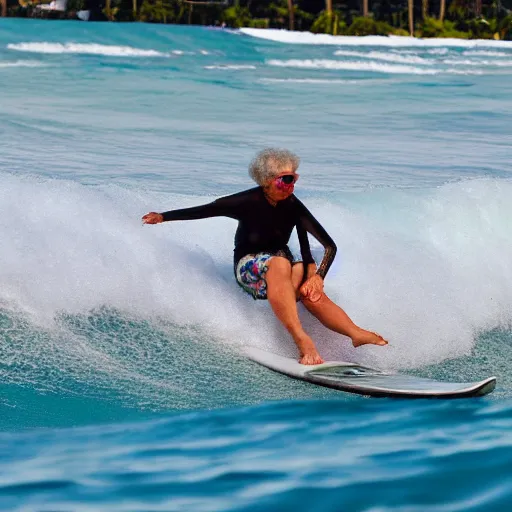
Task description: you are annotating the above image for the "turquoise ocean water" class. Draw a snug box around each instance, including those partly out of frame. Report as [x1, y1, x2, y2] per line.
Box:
[1, 18, 512, 510]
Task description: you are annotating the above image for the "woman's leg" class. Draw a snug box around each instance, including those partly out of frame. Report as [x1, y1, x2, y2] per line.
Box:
[301, 293, 387, 347]
[265, 258, 323, 364]
[291, 262, 305, 298]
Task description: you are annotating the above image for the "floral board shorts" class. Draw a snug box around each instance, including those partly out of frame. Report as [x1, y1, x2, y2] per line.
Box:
[235, 249, 298, 300]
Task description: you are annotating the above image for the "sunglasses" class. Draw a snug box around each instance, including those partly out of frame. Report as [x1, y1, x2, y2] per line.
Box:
[275, 174, 297, 185]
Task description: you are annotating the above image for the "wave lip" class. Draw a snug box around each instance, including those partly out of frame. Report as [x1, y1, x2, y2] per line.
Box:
[7, 42, 167, 57]
[241, 27, 512, 48]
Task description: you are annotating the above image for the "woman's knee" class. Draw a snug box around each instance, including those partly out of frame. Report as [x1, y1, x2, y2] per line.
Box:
[291, 263, 305, 298]
[266, 256, 292, 277]
[291, 262, 305, 283]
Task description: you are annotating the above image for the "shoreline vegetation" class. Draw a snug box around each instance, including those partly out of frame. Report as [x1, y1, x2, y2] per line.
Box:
[1, 0, 512, 41]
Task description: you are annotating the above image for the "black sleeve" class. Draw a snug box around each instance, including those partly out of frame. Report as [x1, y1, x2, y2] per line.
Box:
[296, 223, 315, 266]
[160, 191, 248, 222]
[295, 198, 337, 279]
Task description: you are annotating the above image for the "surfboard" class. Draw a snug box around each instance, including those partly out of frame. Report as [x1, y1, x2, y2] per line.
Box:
[245, 347, 496, 399]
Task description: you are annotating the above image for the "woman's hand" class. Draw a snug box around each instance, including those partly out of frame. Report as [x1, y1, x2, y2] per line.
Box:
[142, 212, 164, 224]
[299, 274, 324, 303]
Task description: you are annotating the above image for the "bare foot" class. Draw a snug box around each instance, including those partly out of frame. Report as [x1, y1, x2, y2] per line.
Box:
[351, 328, 388, 347]
[299, 352, 325, 365]
[293, 332, 324, 365]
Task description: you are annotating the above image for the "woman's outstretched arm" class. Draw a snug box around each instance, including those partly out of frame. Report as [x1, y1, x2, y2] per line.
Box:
[142, 191, 250, 224]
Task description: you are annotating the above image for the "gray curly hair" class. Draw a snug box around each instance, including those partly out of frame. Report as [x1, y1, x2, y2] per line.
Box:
[249, 148, 300, 186]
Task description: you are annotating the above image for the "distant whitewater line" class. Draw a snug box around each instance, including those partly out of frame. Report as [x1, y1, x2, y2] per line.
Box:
[333, 50, 434, 65]
[442, 58, 512, 66]
[260, 78, 361, 84]
[463, 50, 512, 57]
[0, 60, 47, 68]
[204, 64, 256, 70]
[332, 50, 512, 68]
[7, 42, 168, 57]
[266, 58, 482, 75]
[267, 58, 437, 74]
[241, 28, 512, 48]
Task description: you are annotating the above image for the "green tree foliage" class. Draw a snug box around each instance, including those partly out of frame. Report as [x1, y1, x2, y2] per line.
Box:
[310, 9, 346, 34]
[346, 16, 397, 35]
[221, 5, 252, 27]
[139, 0, 176, 23]
[498, 14, 512, 39]
[420, 16, 469, 37]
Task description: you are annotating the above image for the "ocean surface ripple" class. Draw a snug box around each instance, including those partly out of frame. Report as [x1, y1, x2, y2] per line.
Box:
[1, 399, 512, 511]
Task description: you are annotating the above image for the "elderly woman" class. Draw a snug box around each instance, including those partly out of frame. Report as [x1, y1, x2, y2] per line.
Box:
[142, 148, 387, 364]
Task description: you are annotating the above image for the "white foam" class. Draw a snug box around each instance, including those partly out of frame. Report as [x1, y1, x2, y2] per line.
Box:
[240, 28, 512, 48]
[267, 58, 485, 75]
[445, 68, 484, 75]
[259, 78, 360, 84]
[333, 50, 433, 65]
[204, 64, 256, 70]
[266, 58, 439, 74]
[463, 50, 511, 57]
[2, 173, 512, 371]
[7, 42, 167, 57]
[443, 58, 512, 67]
[0, 60, 47, 68]
[0, 173, 272, 343]
[427, 48, 450, 55]
[392, 49, 420, 54]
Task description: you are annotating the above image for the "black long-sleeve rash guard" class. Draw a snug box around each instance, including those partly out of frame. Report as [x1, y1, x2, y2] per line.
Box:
[160, 187, 337, 279]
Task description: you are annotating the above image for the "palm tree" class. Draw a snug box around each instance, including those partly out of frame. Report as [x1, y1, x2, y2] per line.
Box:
[408, 0, 414, 35]
[324, 0, 333, 33]
[422, 0, 428, 19]
[363, 0, 369, 17]
[1, 0, 6, 17]
[133, 0, 137, 19]
[287, 0, 294, 30]
[439, 0, 445, 21]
